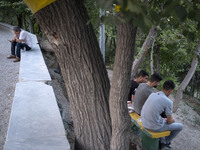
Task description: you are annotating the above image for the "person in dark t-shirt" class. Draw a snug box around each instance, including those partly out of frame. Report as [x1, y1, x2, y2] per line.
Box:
[128, 70, 149, 102]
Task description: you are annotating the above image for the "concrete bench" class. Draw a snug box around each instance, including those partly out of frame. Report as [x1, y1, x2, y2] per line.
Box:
[130, 112, 170, 150]
[4, 82, 70, 150]
[19, 33, 51, 82]
[1, 22, 70, 150]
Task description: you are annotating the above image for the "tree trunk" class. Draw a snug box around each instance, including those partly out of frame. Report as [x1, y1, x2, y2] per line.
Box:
[28, 16, 33, 33]
[173, 41, 200, 112]
[17, 14, 23, 28]
[156, 45, 160, 74]
[150, 38, 155, 74]
[109, 14, 137, 150]
[131, 26, 157, 79]
[34, 0, 112, 149]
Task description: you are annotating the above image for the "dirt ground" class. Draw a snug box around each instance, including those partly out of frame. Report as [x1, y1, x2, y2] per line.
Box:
[172, 100, 200, 150]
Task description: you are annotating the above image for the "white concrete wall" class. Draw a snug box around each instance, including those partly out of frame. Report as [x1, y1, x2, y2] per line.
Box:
[0, 23, 70, 150]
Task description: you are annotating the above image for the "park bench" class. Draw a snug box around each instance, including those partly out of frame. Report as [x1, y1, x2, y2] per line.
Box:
[130, 112, 170, 150]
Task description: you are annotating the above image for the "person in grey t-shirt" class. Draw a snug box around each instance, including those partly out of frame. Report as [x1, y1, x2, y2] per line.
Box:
[141, 80, 183, 149]
[133, 73, 162, 115]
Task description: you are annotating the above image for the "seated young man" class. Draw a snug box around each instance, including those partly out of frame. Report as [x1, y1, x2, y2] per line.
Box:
[141, 80, 183, 149]
[128, 70, 149, 102]
[133, 73, 162, 115]
[7, 26, 32, 62]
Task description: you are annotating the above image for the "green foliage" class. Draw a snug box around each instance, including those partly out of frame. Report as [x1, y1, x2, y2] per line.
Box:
[0, 0, 41, 34]
[85, 0, 200, 98]
[84, 0, 101, 35]
[85, 0, 117, 67]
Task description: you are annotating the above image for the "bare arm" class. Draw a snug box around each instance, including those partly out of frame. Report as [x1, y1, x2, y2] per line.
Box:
[166, 114, 175, 124]
[15, 38, 22, 43]
[11, 33, 22, 43]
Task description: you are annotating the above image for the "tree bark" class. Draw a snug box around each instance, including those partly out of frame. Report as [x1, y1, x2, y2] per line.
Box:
[131, 26, 157, 79]
[150, 38, 155, 74]
[28, 16, 33, 33]
[156, 45, 160, 74]
[35, 0, 111, 149]
[173, 41, 200, 112]
[17, 14, 23, 28]
[109, 14, 137, 150]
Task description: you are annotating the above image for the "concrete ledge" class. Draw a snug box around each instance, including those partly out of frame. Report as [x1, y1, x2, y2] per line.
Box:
[1, 23, 70, 150]
[4, 136, 69, 150]
[4, 82, 70, 150]
[20, 41, 51, 82]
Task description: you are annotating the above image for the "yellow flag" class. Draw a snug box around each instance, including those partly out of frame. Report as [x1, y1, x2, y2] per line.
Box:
[23, 0, 57, 13]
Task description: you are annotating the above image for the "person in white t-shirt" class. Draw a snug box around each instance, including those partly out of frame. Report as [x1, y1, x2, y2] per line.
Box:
[7, 26, 32, 62]
[141, 80, 183, 149]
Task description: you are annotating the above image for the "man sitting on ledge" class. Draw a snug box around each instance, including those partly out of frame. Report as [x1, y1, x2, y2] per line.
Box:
[7, 26, 32, 62]
[141, 80, 183, 149]
[133, 73, 162, 115]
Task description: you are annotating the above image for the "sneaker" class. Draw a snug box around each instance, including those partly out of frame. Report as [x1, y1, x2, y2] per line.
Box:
[159, 142, 171, 149]
[7, 55, 16, 59]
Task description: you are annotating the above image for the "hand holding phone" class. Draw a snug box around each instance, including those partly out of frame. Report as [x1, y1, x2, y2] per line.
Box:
[7, 39, 11, 42]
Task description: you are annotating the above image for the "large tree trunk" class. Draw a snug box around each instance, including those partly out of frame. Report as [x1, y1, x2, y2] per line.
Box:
[34, 0, 112, 149]
[173, 41, 200, 112]
[109, 14, 137, 150]
[131, 26, 157, 78]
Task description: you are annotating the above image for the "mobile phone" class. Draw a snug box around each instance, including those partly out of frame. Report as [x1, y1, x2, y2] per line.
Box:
[7, 39, 11, 42]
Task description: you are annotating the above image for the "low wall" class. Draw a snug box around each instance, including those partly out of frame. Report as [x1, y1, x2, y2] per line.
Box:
[0, 23, 70, 150]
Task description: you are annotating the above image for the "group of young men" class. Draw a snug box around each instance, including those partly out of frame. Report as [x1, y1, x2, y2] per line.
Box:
[7, 26, 32, 62]
[128, 70, 183, 149]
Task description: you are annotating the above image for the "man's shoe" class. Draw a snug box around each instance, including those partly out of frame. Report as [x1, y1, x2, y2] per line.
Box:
[7, 55, 16, 59]
[13, 57, 20, 62]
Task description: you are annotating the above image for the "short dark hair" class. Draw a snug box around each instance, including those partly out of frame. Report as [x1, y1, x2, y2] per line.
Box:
[163, 80, 175, 90]
[138, 70, 149, 77]
[13, 26, 21, 32]
[149, 73, 162, 82]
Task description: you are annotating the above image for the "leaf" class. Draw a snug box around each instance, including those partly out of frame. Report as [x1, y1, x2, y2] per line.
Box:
[182, 30, 188, 36]
[149, 10, 161, 24]
[194, 10, 200, 22]
[188, 10, 196, 19]
[175, 5, 187, 22]
[134, 14, 148, 32]
[197, 23, 200, 31]
[163, 0, 179, 14]
[127, 1, 142, 14]
[187, 32, 195, 41]
[160, 22, 166, 30]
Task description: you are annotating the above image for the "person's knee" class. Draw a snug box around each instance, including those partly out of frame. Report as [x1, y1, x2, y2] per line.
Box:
[16, 42, 23, 47]
[11, 42, 16, 46]
[176, 123, 183, 131]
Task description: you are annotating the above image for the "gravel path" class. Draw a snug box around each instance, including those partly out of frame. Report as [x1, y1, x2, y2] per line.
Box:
[0, 25, 19, 150]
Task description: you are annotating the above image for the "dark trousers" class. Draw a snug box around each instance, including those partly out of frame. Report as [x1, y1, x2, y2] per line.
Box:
[11, 41, 31, 58]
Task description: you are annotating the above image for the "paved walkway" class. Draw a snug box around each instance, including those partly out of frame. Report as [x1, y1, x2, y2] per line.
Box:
[0, 25, 19, 150]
